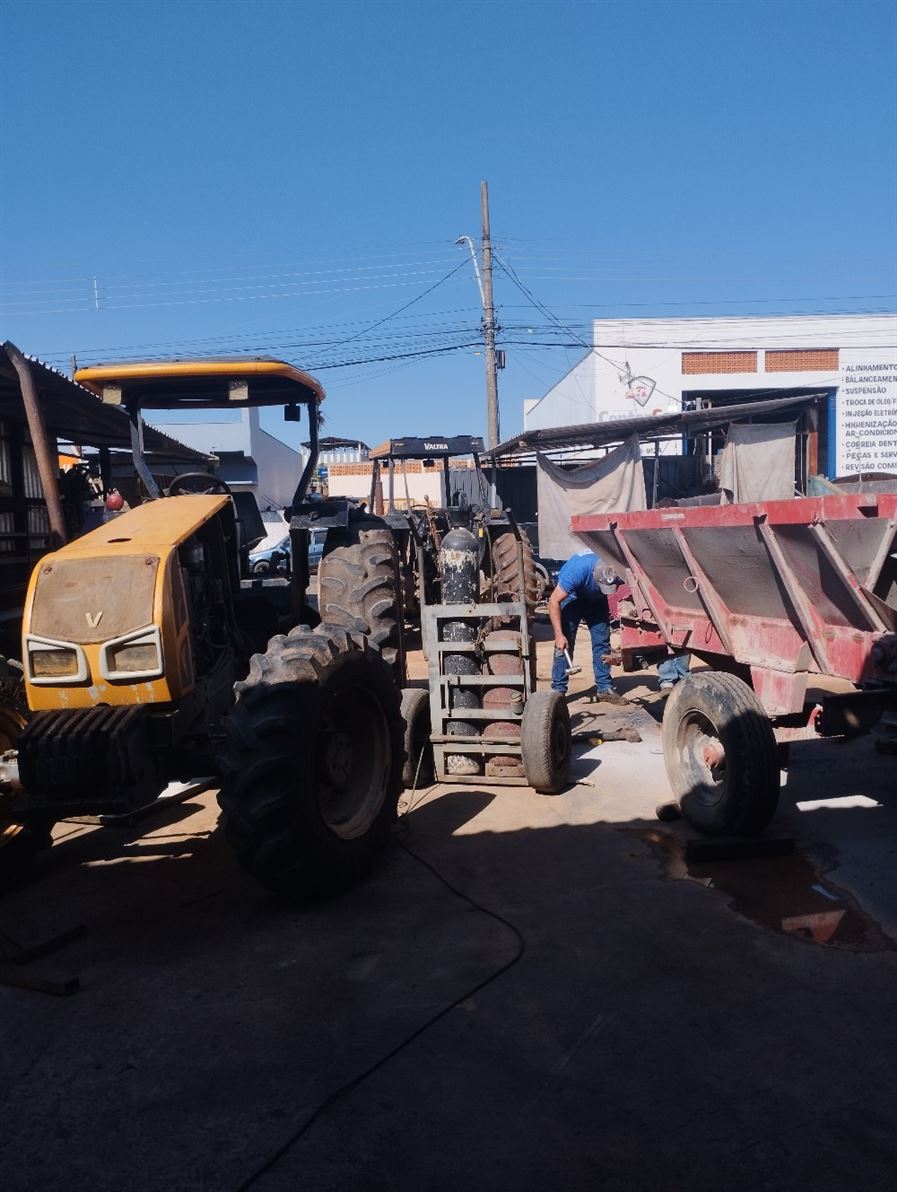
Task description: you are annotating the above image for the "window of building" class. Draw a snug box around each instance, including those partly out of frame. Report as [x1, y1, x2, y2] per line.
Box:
[682, 351, 758, 374]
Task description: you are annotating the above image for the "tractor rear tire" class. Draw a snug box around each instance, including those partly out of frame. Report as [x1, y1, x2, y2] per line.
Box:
[400, 687, 433, 789]
[661, 672, 780, 837]
[489, 528, 541, 619]
[217, 625, 404, 901]
[521, 690, 571, 794]
[318, 520, 401, 668]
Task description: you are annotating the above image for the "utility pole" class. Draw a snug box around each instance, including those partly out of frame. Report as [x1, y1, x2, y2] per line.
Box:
[480, 180, 500, 450]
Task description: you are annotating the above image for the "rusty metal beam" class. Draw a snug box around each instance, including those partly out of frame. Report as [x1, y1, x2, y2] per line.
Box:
[756, 518, 829, 673]
[865, 516, 897, 594]
[3, 341, 67, 548]
[808, 521, 889, 634]
[670, 526, 735, 656]
[612, 525, 673, 642]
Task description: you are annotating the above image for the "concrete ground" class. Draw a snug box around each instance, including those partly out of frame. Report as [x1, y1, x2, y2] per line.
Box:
[1, 627, 895, 1192]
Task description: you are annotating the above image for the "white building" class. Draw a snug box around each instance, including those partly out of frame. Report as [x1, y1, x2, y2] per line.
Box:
[147, 406, 305, 510]
[524, 314, 897, 477]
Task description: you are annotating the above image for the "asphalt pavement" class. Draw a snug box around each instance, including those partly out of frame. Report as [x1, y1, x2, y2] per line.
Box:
[1, 635, 894, 1192]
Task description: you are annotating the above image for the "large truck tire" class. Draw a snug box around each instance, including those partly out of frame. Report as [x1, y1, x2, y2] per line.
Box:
[661, 672, 780, 837]
[318, 520, 401, 668]
[217, 625, 404, 901]
[489, 528, 541, 619]
[521, 690, 571, 794]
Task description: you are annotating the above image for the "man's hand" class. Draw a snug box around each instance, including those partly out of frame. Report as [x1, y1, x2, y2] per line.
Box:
[555, 633, 568, 652]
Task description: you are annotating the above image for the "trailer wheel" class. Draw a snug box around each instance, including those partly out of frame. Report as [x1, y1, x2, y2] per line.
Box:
[318, 519, 400, 668]
[662, 672, 779, 836]
[400, 687, 433, 789]
[218, 625, 403, 901]
[521, 690, 571, 794]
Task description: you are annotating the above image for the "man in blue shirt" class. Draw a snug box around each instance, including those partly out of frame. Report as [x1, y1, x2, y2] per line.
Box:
[547, 550, 628, 704]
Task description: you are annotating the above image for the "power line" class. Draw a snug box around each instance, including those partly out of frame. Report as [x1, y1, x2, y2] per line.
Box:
[32, 307, 481, 361]
[493, 253, 630, 374]
[0, 242, 465, 288]
[2, 273, 475, 318]
[1, 267, 465, 308]
[307, 342, 483, 370]
[311, 259, 471, 357]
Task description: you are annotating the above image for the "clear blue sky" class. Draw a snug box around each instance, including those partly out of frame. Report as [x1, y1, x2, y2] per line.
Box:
[2, 0, 895, 449]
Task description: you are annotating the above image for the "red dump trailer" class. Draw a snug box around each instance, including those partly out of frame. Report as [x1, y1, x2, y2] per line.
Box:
[572, 492, 897, 836]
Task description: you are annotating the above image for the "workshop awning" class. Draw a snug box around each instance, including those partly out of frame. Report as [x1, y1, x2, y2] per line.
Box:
[0, 348, 207, 463]
[488, 392, 828, 459]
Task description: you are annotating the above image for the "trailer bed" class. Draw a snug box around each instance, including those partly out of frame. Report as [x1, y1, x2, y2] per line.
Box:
[573, 492, 897, 715]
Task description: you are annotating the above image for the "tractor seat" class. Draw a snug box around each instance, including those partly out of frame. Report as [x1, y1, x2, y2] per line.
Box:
[232, 491, 267, 553]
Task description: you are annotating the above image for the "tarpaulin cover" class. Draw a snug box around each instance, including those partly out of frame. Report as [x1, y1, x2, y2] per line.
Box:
[536, 434, 647, 559]
[718, 422, 796, 504]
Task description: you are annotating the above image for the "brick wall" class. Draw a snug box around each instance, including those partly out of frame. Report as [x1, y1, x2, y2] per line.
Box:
[682, 351, 758, 374]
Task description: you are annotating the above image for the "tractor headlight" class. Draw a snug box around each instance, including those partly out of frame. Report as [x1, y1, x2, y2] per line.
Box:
[25, 637, 89, 684]
[100, 626, 164, 681]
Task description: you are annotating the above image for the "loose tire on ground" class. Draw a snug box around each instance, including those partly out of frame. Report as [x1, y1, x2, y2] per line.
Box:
[400, 687, 433, 789]
[521, 690, 571, 794]
[318, 519, 400, 668]
[661, 672, 780, 837]
[489, 528, 541, 620]
[217, 625, 404, 901]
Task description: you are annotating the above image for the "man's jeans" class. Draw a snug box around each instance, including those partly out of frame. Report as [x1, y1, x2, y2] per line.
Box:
[658, 652, 691, 685]
[550, 596, 612, 694]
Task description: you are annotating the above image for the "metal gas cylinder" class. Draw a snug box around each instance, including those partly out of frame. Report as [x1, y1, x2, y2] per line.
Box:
[440, 528, 482, 776]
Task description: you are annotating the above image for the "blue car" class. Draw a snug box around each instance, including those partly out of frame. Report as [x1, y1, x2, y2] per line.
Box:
[249, 529, 327, 575]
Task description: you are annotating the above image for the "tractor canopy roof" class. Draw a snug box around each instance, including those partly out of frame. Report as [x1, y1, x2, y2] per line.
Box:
[74, 358, 325, 410]
[369, 434, 484, 461]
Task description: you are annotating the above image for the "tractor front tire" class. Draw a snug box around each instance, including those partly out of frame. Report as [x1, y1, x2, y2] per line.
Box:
[318, 520, 401, 668]
[218, 625, 404, 901]
[662, 672, 780, 836]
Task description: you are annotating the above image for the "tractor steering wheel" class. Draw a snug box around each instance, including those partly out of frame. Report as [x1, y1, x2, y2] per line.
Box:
[168, 472, 233, 497]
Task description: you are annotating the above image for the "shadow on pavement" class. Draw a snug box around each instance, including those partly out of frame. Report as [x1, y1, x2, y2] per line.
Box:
[0, 733, 894, 1192]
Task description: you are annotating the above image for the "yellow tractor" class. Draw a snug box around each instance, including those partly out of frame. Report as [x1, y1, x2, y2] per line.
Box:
[11, 359, 404, 899]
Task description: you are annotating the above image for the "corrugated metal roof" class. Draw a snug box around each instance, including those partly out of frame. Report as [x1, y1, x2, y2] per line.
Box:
[0, 346, 206, 462]
[489, 392, 828, 459]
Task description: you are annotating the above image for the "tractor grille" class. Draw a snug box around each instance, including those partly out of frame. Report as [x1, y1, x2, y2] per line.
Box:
[30, 555, 159, 644]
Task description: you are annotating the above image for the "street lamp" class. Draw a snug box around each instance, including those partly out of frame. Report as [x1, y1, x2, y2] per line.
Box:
[455, 235, 486, 309]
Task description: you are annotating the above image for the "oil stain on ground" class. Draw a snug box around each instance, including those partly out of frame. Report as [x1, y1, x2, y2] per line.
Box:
[625, 827, 895, 953]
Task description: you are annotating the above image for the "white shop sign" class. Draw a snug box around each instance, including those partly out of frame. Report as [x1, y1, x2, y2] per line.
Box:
[836, 350, 897, 476]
